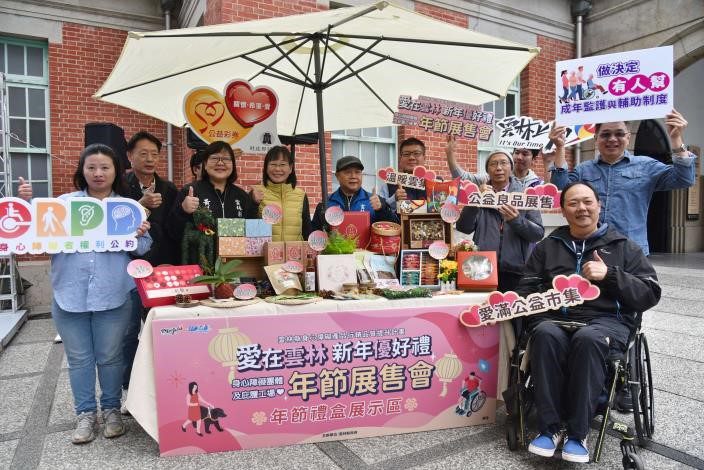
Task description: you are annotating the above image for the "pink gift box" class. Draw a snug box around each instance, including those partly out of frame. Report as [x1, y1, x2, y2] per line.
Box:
[245, 236, 271, 256]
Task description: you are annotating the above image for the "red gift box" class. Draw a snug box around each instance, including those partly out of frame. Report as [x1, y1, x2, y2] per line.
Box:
[265, 241, 286, 265]
[285, 241, 308, 263]
[333, 211, 371, 249]
[134, 265, 210, 307]
[456, 251, 498, 291]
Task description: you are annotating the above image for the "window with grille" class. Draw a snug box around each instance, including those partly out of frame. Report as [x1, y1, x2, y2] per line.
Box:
[331, 126, 396, 192]
[1, 37, 50, 197]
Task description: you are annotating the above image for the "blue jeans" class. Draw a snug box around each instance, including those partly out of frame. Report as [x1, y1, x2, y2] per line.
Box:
[52, 298, 132, 414]
[122, 288, 144, 389]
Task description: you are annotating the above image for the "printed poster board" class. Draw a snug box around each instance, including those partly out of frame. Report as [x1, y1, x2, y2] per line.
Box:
[152, 305, 499, 455]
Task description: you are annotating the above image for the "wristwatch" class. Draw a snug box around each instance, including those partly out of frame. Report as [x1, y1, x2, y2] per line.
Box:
[672, 143, 687, 155]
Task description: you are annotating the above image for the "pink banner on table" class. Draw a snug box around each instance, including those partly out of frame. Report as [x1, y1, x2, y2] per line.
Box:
[152, 305, 499, 455]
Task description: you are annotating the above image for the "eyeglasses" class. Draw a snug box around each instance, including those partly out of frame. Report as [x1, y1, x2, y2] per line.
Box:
[488, 160, 511, 168]
[597, 131, 629, 140]
[207, 155, 232, 164]
[400, 150, 424, 158]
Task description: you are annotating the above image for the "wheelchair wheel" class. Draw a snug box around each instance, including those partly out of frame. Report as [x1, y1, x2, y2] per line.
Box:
[622, 450, 645, 470]
[471, 391, 487, 412]
[632, 333, 654, 441]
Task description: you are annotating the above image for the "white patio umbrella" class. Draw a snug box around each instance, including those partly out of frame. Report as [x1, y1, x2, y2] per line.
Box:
[95, 1, 539, 200]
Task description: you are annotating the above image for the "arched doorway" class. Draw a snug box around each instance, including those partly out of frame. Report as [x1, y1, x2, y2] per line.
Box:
[637, 120, 671, 253]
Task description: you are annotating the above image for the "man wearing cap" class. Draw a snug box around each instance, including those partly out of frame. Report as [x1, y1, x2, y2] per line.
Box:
[456, 150, 544, 293]
[446, 136, 544, 190]
[312, 156, 399, 231]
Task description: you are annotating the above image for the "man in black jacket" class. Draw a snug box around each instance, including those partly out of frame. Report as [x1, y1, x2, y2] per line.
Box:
[123, 131, 178, 393]
[516, 181, 660, 463]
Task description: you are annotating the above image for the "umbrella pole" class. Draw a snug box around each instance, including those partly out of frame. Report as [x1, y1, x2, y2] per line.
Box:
[313, 36, 328, 205]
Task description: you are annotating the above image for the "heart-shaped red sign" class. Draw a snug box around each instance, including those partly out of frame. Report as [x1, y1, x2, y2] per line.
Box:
[488, 291, 518, 307]
[377, 167, 394, 182]
[224, 80, 277, 128]
[460, 305, 482, 327]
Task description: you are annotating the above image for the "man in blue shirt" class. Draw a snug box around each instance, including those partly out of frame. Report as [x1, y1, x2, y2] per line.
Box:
[548, 109, 695, 256]
[312, 156, 399, 231]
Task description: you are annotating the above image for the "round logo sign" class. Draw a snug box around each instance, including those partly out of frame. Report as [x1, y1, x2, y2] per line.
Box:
[262, 204, 283, 225]
[282, 260, 304, 274]
[127, 259, 154, 278]
[234, 283, 257, 300]
[428, 241, 449, 260]
[308, 230, 329, 252]
[324, 206, 344, 227]
[440, 202, 460, 224]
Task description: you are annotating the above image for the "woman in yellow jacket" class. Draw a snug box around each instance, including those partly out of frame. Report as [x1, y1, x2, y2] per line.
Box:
[252, 145, 312, 241]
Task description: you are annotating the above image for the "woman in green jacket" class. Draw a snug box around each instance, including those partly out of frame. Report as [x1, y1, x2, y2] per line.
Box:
[252, 145, 312, 241]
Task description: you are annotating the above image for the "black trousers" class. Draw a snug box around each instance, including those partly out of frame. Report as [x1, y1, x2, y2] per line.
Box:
[530, 317, 629, 439]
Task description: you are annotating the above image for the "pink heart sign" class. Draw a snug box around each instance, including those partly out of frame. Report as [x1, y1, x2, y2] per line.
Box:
[224, 80, 277, 128]
[459, 305, 481, 327]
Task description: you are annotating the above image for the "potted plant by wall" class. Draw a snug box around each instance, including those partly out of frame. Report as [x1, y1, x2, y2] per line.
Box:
[191, 257, 242, 299]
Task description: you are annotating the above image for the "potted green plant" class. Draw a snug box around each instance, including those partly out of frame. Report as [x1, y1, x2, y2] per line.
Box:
[191, 257, 242, 299]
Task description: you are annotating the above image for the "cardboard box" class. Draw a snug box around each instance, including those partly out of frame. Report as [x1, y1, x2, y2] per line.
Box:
[333, 211, 370, 248]
[218, 237, 246, 256]
[285, 241, 308, 263]
[245, 219, 273, 237]
[316, 254, 357, 292]
[217, 218, 245, 237]
[456, 251, 498, 291]
[265, 241, 286, 265]
[246, 236, 271, 256]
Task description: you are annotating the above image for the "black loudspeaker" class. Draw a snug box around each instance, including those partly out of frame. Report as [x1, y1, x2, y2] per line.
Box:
[187, 128, 208, 150]
[84, 122, 130, 170]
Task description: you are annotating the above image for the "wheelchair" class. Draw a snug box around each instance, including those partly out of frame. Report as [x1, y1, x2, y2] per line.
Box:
[502, 316, 653, 469]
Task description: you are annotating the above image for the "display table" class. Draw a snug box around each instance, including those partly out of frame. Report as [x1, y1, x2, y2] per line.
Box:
[126, 293, 514, 456]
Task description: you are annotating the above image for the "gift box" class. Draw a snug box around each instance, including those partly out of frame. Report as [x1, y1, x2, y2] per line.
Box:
[285, 241, 308, 263]
[316, 254, 357, 292]
[399, 249, 439, 288]
[246, 236, 271, 256]
[245, 219, 273, 237]
[456, 251, 498, 291]
[265, 241, 286, 265]
[217, 218, 245, 237]
[219, 237, 246, 256]
[400, 213, 452, 250]
[134, 265, 210, 307]
[331, 211, 371, 249]
[397, 200, 428, 214]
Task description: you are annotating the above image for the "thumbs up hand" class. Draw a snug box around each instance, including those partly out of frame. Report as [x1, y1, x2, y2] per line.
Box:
[17, 177, 33, 201]
[582, 249, 608, 281]
[181, 185, 200, 214]
[369, 187, 382, 211]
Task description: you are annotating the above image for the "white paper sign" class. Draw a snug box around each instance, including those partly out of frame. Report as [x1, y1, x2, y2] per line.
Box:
[555, 46, 673, 126]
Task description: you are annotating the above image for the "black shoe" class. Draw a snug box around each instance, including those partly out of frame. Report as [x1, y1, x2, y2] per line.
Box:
[616, 387, 633, 412]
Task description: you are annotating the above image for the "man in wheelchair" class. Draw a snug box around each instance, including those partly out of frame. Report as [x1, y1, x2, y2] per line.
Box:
[515, 181, 661, 463]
